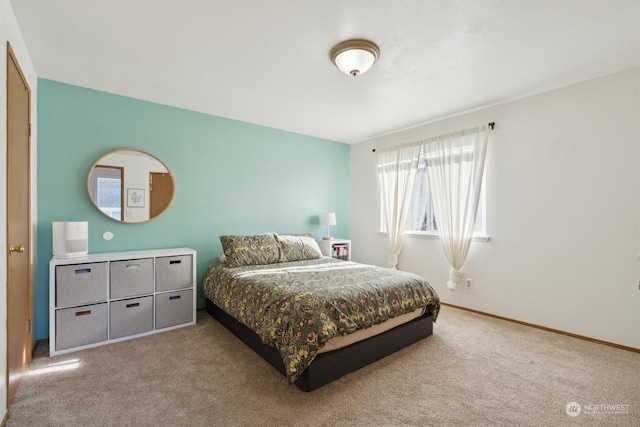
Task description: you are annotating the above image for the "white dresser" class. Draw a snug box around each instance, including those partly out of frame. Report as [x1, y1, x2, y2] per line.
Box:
[49, 247, 196, 356]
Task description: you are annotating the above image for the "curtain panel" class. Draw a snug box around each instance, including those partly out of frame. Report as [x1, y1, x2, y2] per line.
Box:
[376, 145, 421, 269]
[422, 126, 489, 289]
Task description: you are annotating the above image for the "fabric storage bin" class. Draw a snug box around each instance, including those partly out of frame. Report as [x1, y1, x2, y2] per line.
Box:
[155, 289, 193, 329]
[55, 302, 108, 351]
[110, 258, 154, 299]
[155, 255, 192, 292]
[56, 262, 109, 307]
[109, 296, 153, 339]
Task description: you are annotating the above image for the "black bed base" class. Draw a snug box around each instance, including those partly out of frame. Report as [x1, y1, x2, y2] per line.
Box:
[206, 299, 434, 392]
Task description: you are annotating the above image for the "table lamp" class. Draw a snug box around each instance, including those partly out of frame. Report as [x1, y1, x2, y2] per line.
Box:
[320, 212, 336, 240]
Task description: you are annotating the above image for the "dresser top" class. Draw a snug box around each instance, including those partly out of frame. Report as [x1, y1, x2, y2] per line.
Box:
[50, 247, 196, 266]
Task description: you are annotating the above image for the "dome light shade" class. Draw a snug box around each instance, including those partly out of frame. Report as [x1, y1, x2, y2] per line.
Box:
[330, 39, 380, 76]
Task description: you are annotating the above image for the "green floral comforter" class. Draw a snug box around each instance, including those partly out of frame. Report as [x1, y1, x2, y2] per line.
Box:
[202, 258, 440, 382]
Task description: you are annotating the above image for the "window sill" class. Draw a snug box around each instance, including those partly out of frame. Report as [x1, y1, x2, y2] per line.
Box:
[378, 231, 491, 242]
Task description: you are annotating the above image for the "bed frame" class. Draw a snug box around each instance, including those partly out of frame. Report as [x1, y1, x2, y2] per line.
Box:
[206, 299, 434, 392]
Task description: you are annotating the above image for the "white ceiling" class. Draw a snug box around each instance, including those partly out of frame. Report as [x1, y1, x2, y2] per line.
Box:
[10, 0, 640, 144]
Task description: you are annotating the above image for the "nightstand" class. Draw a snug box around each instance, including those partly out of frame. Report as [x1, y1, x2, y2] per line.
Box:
[316, 238, 351, 261]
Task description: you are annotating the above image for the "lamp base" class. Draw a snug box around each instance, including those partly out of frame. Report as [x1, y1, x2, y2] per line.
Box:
[322, 236, 333, 241]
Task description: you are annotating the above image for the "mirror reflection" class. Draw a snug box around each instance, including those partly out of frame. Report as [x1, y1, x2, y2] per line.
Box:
[87, 149, 174, 223]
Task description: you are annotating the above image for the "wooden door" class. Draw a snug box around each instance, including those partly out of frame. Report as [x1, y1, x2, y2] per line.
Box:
[149, 172, 174, 218]
[6, 42, 32, 407]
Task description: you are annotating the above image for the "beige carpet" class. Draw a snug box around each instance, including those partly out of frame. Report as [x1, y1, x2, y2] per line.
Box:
[7, 306, 639, 427]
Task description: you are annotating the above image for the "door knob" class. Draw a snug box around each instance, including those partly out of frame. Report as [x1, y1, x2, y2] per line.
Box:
[9, 244, 25, 254]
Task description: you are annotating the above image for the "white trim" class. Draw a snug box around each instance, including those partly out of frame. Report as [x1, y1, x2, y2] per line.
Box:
[377, 230, 490, 242]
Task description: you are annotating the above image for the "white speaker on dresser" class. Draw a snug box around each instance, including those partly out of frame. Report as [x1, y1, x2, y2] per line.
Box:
[52, 221, 88, 258]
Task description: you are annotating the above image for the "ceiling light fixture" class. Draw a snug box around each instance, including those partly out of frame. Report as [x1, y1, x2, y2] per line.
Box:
[329, 39, 380, 77]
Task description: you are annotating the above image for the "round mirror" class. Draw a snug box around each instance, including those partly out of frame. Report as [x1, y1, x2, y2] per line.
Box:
[87, 149, 174, 223]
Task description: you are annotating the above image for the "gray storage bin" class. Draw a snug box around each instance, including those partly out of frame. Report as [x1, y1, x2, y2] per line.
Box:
[155, 289, 193, 329]
[110, 258, 154, 299]
[56, 262, 109, 307]
[55, 303, 108, 351]
[155, 255, 192, 292]
[109, 296, 153, 339]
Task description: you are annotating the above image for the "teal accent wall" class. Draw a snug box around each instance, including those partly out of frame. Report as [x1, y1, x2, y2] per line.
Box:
[36, 79, 350, 340]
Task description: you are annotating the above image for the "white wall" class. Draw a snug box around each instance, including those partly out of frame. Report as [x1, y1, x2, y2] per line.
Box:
[1, 0, 38, 418]
[351, 68, 640, 349]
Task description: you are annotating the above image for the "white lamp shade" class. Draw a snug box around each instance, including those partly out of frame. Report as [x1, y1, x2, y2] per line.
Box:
[320, 212, 337, 226]
[334, 49, 376, 76]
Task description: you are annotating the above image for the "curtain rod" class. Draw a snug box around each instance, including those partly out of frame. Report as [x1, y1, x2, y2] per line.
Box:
[372, 122, 495, 152]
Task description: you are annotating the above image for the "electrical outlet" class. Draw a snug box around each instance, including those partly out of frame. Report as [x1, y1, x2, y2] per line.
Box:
[466, 278, 472, 288]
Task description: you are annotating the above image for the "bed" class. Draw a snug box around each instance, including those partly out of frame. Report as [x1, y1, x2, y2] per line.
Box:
[202, 233, 440, 391]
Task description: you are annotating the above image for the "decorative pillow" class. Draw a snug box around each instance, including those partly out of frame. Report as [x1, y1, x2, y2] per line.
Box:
[220, 233, 281, 267]
[276, 233, 323, 262]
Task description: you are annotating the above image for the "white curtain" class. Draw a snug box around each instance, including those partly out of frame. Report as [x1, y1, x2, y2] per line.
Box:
[422, 126, 489, 290]
[377, 145, 421, 269]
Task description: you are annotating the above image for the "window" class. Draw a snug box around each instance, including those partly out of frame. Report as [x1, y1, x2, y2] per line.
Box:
[380, 152, 486, 236]
[88, 166, 123, 221]
[95, 177, 122, 220]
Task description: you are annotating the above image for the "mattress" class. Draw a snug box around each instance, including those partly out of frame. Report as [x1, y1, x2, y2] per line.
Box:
[317, 306, 424, 354]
